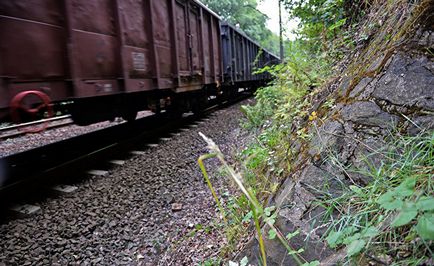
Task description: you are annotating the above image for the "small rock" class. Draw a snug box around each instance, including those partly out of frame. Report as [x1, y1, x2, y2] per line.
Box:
[92, 258, 103, 264]
[163, 193, 175, 204]
[171, 203, 183, 212]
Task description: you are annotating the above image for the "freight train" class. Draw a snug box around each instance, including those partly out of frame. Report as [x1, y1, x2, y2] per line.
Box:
[0, 0, 279, 126]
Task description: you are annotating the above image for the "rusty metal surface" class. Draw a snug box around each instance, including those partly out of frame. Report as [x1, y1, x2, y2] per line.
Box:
[0, 1, 64, 26]
[221, 23, 279, 85]
[71, 0, 115, 35]
[0, 1, 68, 110]
[0, 0, 224, 111]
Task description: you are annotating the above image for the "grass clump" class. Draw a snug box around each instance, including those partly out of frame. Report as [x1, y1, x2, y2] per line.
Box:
[194, 35, 333, 266]
[196, 46, 332, 262]
[317, 132, 434, 265]
[198, 133, 318, 266]
[236, 43, 332, 214]
[196, 0, 433, 264]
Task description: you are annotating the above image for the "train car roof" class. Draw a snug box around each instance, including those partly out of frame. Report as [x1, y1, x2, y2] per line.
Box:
[195, 0, 280, 62]
[193, 0, 221, 19]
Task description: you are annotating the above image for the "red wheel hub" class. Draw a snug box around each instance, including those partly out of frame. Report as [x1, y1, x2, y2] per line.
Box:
[10, 90, 53, 133]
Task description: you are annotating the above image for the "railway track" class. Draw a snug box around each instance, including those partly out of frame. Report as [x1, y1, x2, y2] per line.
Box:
[0, 115, 74, 140]
[0, 94, 251, 212]
[0, 93, 252, 265]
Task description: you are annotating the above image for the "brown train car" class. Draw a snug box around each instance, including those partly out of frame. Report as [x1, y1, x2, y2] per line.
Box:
[221, 23, 279, 88]
[0, 0, 222, 125]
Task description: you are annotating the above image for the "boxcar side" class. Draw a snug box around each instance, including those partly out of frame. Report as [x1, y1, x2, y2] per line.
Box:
[0, 1, 71, 119]
[0, 0, 222, 124]
[221, 23, 279, 88]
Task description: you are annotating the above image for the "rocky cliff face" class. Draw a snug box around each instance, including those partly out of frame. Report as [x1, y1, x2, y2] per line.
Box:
[239, 1, 433, 265]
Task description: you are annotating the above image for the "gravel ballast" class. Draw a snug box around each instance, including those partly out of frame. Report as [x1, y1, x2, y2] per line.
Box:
[0, 111, 152, 158]
[0, 100, 255, 265]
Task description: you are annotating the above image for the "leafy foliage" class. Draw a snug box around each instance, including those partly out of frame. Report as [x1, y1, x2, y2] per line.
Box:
[198, 134, 316, 265]
[240, 40, 331, 185]
[320, 133, 434, 264]
[282, 0, 347, 52]
[201, 1, 433, 265]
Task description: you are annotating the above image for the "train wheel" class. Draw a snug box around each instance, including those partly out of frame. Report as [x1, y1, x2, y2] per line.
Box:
[10, 90, 53, 133]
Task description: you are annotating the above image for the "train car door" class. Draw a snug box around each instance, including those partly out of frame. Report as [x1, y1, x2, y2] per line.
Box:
[174, 0, 203, 87]
[188, 3, 202, 76]
[175, 0, 190, 76]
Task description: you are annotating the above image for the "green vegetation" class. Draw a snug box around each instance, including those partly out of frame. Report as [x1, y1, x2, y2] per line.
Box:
[200, 0, 268, 41]
[196, 31, 333, 264]
[320, 132, 434, 264]
[283, 0, 348, 55]
[197, 1, 343, 264]
[239, 39, 332, 183]
[201, 0, 353, 55]
[198, 133, 318, 266]
[199, 258, 222, 266]
[197, 0, 433, 264]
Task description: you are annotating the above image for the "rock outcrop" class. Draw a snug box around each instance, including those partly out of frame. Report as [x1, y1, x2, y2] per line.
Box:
[239, 2, 433, 265]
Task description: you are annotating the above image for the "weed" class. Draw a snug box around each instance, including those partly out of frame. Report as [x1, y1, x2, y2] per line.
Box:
[200, 258, 222, 266]
[202, 22, 332, 265]
[198, 133, 319, 266]
[316, 132, 434, 264]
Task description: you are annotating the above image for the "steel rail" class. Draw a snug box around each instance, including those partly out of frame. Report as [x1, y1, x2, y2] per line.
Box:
[0, 116, 74, 140]
[0, 115, 71, 132]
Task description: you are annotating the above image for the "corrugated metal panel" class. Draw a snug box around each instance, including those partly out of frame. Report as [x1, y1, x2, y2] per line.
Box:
[221, 23, 279, 85]
[1, 0, 274, 116]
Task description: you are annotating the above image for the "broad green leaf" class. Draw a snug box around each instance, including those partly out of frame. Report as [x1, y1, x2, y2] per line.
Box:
[361, 226, 379, 238]
[242, 211, 253, 223]
[240, 256, 249, 266]
[264, 214, 276, 225]
[301, 261, 320, 266]
[377, 190, 398, 209]
[326, 230, 343, 248]
[342, 226, 357, 235]
[346, 239, 366, 257]
[416, 196, 434, 211]
[286, 230, 300, 240]
[391, 203, 418, 227]
[264, 206, 276, 217]
[379, 197, 404, 210]
[377, 190, 395, 204]
[268, 229, 277, 240]
[343, 233, 361, 245]
[288, 248, 304, 255]
[416, 213, 434, 240]
[395, 178, 416, 197]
